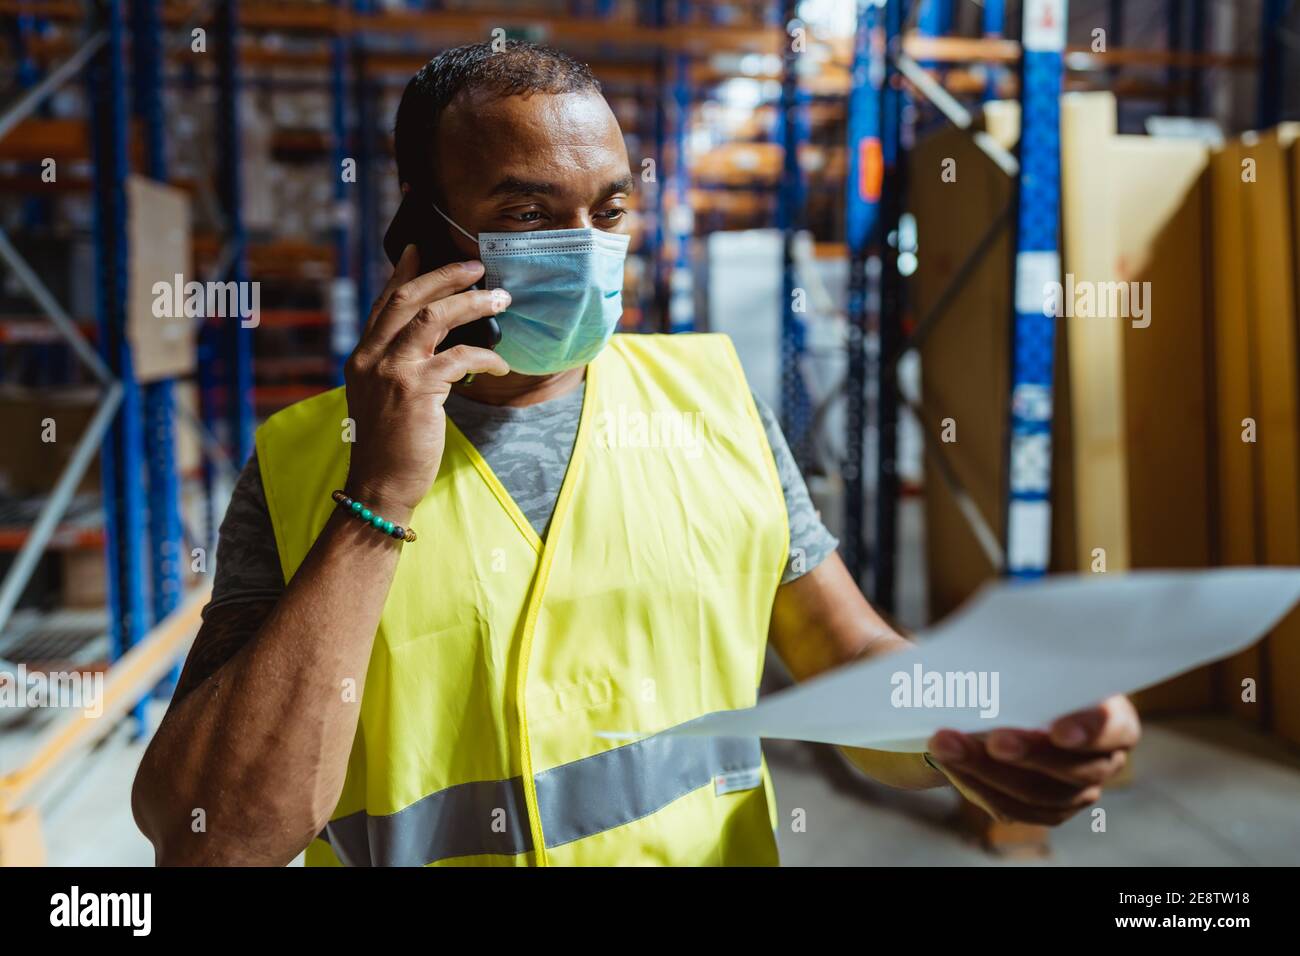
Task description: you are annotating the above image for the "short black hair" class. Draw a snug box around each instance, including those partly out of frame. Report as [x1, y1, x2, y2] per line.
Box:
[393, 40, 602, 199]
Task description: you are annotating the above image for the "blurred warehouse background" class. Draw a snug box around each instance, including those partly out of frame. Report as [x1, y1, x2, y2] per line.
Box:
[2, 0, 1300, 867]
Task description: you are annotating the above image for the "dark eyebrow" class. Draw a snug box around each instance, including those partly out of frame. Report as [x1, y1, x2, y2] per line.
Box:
[487, 177, 559, 198]
[486, 175, 636, 200]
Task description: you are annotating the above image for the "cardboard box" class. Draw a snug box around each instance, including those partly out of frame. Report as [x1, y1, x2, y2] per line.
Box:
[0, 387, 101, 496]
[60, 549, 107, 609]
[910, 109, 1015, 619]
[917, 93, 1216, 714]
[1243, 125, 1300, 746]
[1208, 138, 1264, 723]
[127, 175, 194, 383]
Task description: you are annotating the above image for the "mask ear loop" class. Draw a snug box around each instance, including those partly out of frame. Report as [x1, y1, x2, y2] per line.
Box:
[431, 203, 479, 244]
[431, 203, 487, 386]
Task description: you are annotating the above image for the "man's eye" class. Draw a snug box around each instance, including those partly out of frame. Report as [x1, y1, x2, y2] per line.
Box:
[513, 210, 545, 222]
[597, 208, 626, 221]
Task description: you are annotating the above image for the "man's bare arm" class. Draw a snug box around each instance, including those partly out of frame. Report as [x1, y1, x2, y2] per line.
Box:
[169, 602, 270, 705]
[768, 552, 946, 790]
[131, 508, 409, 866]
[131, 250, 513, 866]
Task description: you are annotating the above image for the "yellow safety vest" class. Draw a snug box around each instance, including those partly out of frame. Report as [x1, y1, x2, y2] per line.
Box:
[255, 333, 788, 866]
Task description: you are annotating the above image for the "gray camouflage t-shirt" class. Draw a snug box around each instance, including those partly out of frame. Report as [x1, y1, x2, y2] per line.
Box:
[205, 385, 837, 617]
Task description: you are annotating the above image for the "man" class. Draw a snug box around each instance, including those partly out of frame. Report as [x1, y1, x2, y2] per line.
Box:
[132, 42, 1138, 867]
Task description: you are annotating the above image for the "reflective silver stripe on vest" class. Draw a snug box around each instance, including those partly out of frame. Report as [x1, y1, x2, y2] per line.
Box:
[316, 732, 763, 865]
[320, 777, 531, 866]
[534, 733, 762, 848]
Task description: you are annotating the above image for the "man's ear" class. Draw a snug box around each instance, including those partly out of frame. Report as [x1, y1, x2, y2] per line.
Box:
[400, 181, 411, 197]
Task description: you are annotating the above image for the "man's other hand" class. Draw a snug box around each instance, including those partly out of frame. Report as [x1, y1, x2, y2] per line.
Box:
[925, 695, 1140, 826]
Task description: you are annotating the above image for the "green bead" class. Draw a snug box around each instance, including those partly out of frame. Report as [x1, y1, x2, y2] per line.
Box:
[350, 501, 363, 513]
[382, 520, 394, 534]
[361, 508, 372, 520]
[372, 515, 385, 529]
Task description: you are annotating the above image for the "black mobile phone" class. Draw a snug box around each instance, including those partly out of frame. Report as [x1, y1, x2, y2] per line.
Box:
[382, 193, 502, 353]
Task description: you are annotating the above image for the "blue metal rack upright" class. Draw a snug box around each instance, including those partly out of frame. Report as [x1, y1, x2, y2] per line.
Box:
[215, 0, 254, 467]
[854, 0, 1069, 600]
[640, 0, 666, 331]
[1259, 0, 1293, 127]
[642, 0, 693, 334]
[131, 0, 184, 698]
[842, 0, 884, 583]
[1004, 0, 1067, 580]
[330, 4, 351, 386]
[983, 0, 1005, 101]
[1189, 0, 1207, 116]
[777, 0, 814, 470]
[636, 0, 666, 331]
[195, 1, 245, 546]
[89, 0, 149, 672]
[353, 0, 379, 326]
[870, 0, 904, 610]
[667, 1, 693, 333]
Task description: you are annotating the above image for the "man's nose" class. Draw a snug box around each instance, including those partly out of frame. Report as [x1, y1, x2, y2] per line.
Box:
[552, 209, 592, 230]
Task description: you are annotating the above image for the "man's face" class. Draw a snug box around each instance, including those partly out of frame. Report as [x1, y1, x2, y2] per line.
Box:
[433, 88, 634, 257]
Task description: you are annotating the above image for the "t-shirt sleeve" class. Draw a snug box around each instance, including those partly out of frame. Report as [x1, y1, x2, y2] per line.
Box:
[750, 390, 840, 584]
[203, 451, 288, 619]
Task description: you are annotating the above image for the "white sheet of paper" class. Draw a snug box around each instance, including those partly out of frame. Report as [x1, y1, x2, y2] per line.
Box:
[657, 569, 1300, 752]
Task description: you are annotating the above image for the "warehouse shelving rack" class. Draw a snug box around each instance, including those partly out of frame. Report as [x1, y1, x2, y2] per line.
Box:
[0, 0, 232, 726]
[0, 4, 128, 664]
[849, 0, 1284, 613]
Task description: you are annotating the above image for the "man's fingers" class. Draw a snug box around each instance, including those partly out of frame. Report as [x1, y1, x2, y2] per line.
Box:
[930, 731, 1098, 810]
[363, 244, 422, 336]
[361, 258, 487, 353]
[389, 287, 511, 358]
[424, 344, 511, 383]
[986, 729, 1129, 787]
[939, 764, 1091, 828]
[1049, 696, 1141, 752]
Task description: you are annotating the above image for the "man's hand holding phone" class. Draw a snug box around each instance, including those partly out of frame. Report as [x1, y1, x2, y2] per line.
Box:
[342, 245, 512, 520]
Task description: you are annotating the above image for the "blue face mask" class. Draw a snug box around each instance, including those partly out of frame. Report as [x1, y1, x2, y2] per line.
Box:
[435, 205, 631, 375]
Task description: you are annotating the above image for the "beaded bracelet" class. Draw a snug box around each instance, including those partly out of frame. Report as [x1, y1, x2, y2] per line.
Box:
[332, 490, 417, 542]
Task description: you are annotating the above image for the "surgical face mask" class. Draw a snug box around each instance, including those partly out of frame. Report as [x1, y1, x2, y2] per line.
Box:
[434, 204, 631, 375]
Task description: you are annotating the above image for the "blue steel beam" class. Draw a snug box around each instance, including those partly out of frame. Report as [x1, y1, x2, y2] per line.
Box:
[843, 0, 885, 584]
[1259, 0, 1289, 127]
[1189, 0, 1206, 116]
[89, 0, 149, 675]
[667, 0, 693, 333]
[916, 0, 949, 68]
[352, 14, 377, 320]
[983, 0, 1005, 101]
[1166, 0, 1184, 115]
[1005, 0, 1068, 580]
[330, 2, 354, 385]
[871, 0, 905, 612]
[778, 0, 813, 469]
[215, 0, 254, 466]
[131, 0, 185, 707]
[647, 0, 668, 331]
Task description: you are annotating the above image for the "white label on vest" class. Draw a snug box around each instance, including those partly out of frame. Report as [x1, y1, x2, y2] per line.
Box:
[714, 766, 763, 796]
